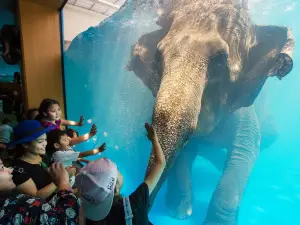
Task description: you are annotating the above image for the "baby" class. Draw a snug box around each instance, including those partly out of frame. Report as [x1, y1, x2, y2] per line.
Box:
[46, 129, 106, 186]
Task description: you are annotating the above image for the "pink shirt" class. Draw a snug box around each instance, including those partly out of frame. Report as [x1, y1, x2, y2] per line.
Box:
[40, 119, 61, 130]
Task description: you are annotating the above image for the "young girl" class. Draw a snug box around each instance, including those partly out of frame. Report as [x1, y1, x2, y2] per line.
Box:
[76, 123, 165, 225]
[36, 98, 83, 130]
[46, 129, 106, 186]
[36, 98, 97, 146]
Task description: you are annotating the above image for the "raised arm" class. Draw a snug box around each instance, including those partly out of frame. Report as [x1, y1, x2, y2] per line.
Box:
[69, 124, 97, 146]
[144, 123, 166, 195]
[61, 116, 84, 126]
[78, 143, 106, 158]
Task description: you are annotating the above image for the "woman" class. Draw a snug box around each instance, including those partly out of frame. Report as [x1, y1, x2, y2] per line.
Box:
[0, 159, 79, 224]
[10, 120, 57, 199]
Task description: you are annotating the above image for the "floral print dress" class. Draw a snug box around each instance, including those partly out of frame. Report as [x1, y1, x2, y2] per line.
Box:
[0, 190, 79, 225]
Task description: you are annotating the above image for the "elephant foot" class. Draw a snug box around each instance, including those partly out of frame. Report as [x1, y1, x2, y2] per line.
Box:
[165, 193, 193, 220]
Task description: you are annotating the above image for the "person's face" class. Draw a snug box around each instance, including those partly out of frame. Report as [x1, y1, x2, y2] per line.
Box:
[72, 132, 78, 138]
[0, 160, 16, 191]
[54, 134, 70, 151]
[45, 104, 61, 121]
[23, 134, 47, 156]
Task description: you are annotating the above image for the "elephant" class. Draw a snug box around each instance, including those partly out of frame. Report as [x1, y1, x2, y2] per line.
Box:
[126, 0, 295, 224]
[165, 105, 269, 222]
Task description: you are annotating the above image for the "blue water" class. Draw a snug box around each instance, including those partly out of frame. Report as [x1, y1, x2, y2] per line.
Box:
[64, 1, 300, 224]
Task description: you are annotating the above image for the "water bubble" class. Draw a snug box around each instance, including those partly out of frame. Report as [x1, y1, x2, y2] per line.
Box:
[87, 140, 90, 143]
[104, 132, 108, 137]
[87, 119, 92, 124]
[254, 206, 265, 213]
[92, 137, 97, 143]
[114, 146, 119, 150]
[84, 84, 87, 88]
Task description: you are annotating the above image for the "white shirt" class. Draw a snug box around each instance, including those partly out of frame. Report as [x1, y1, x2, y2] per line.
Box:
[0, 124, 13, 144]
[52, 149, 80, 168]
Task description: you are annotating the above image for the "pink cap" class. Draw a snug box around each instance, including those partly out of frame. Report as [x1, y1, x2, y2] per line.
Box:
[75, 158, 118, 221]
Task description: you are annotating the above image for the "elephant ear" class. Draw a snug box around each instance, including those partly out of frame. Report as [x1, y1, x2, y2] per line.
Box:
[228, 25, 294, 111]
[126, 29, 168, 96]
[247, 25, 294, 79]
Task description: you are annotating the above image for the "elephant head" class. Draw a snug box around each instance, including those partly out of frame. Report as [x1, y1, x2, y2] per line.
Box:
[127, 0, 294, 204]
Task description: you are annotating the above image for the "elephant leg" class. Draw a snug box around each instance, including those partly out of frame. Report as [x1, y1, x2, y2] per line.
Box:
[203, 106, 260, 225]
[165, 140, 198, 220]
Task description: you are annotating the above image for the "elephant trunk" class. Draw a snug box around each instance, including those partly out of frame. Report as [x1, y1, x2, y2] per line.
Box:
[147, 51, 208, 206]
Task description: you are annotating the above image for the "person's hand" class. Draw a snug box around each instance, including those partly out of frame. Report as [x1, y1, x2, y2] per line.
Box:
[78, 116, 84, 126]
[89, 124, 97, 137]
[98, 143, 106, 152]
[65, 166, 76, 177]
[145, 123, 157, 142]
[48, 163, 70, 188]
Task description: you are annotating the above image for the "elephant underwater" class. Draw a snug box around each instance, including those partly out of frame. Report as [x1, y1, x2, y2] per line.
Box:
[126, 0, 295, 224]
[63, 0, 296, 224]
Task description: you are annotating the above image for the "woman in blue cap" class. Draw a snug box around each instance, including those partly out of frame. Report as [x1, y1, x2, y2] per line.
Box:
[9, 120, 58, 200]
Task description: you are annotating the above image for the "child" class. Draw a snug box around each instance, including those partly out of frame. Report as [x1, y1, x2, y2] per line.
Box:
[24, 108, 39, 120]
[46, 129, 106, 187]
[0, 118, 13, 147]
[36, 98, 84, 130]
[36, 98, 97, 146]
[75, 123, 165, 225]
[67, 128, 79, 138]
[67, 125, 98, 146]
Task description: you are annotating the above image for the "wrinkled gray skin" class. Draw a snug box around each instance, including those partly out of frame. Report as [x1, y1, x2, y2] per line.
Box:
[166, 105, 260, 223]
[127, 0, 294, 224]
[165, 95, 279, 221]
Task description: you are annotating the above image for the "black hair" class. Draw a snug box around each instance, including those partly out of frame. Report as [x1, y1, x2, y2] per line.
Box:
[35, 99, 60, 121]
[2, 118, 11, 125]
[13, 144, 26, 160]
[66, 128, 79, 138]
[46, 129, 66, 159]
[25, 108, 39, 120]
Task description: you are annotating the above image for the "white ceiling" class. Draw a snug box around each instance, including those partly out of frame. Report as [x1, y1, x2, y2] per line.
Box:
[66, 0, 126, 17]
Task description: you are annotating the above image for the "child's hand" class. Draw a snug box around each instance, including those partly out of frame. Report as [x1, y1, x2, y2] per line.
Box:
[145, 123, 157, 142]
[89, 124, 97, 137]
[78, 116, 84, 126]
[99, 143, 106, 152]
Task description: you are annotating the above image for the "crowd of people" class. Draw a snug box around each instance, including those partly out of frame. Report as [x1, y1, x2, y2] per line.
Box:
[0, 98, 166, 224]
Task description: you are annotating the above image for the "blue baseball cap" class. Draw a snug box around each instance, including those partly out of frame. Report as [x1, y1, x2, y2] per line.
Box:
[9, 120, 54, 146]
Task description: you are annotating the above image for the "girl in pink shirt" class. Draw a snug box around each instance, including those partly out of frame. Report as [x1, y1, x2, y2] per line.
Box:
[36, 98, 97, 146]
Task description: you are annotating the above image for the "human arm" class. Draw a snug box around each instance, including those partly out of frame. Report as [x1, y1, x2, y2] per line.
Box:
[15, 178, 57, 199]
[78, 143, 106, 158]
[69, 124, 97, 146]
[144, 123, 166, 195]
[61, 116, 84, 127]
[77, 158, 91, 164]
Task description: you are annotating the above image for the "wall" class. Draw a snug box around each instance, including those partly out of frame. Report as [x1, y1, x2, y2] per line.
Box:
[63, 4, 106, 42]
[18, 0, 65, 117]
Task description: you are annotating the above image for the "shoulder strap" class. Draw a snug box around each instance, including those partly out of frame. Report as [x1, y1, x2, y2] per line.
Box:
[123, 196, 133, 225]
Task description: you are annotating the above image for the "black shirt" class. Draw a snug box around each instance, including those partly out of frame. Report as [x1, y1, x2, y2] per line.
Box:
[12, 159, 52, 190]
[86, 182, 153, 225]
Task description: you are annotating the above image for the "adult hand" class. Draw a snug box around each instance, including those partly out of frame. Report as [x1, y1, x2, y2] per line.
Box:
[48, 163, 70, 190]
[145, 123, 157, 142]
